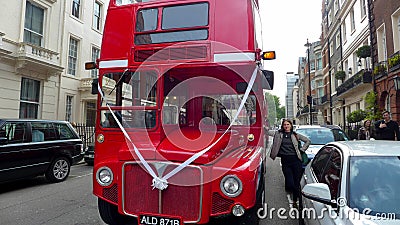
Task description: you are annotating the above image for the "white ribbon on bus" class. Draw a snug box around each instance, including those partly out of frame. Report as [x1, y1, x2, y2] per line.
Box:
[98, 68, 258, 191]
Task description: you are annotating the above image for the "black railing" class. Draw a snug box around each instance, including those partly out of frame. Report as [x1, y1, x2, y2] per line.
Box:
[336, 70, 372, 96]
[73, 123, 95, 149]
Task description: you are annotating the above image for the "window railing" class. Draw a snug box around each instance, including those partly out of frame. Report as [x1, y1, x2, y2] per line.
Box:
[336, 69, 372, 96]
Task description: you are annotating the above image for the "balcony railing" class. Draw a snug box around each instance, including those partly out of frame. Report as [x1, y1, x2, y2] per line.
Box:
[336, 69, 372, 96]
[388, 51, 400, 73]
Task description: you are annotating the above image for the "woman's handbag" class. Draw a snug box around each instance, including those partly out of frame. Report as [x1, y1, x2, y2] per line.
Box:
[296, 134, 309, 166]
[301, 151, 309, 166]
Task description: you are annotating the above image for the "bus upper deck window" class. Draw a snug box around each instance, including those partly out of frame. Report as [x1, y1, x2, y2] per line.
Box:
[136, 8, 158, 32]
[162, 3, 209, 30]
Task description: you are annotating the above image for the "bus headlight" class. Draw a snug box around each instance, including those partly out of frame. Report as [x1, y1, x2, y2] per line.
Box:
[96, 167, 113, 186]
[220, 175, 242, 197]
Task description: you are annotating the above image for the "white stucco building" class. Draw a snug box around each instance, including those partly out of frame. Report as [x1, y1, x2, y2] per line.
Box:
[0, 0, 109, 125]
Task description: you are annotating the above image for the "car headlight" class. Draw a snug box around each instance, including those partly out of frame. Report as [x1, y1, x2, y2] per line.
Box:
[96, 167, 113, 186]
[220, 175, 242, 197]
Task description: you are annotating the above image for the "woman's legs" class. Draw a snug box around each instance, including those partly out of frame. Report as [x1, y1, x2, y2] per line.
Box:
[281, 156, 302, 203]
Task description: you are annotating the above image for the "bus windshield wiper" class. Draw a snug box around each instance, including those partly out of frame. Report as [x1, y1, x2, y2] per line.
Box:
[109, 69, 130, 95]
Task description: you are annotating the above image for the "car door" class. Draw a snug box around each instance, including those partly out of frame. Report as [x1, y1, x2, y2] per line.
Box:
[301, 146, 343, 225]
[25, 122, 58, 172]
[0, 121, 31, 183]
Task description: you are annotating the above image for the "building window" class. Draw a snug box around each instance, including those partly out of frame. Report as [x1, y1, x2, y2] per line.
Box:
[24, 1, 44, 46]
[310, 61, 315, 71]
[330, 42, 334, 56]
[65, 95, 73, 122]
[72, 0, 80, 19]
[334, 0, 339, 14]
[342, 20, 347, 42]
[68, 37, 79, 76]
[91, 47, 100, 78]
[316, 53, 322, 70]
[385, 95, 390, 113]
[360, 0, 367, 19]
[394, 15, 400, 51]
[336, 32, 341, 49]
[86, 102, 96, 126]
[350, 9, 355, 32]
[377, 25, 387, 62]
[93, 1, 102, 31]
[20, 78, 40, 119]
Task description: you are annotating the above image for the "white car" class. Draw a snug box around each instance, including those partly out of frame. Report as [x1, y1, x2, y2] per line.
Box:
[300, 140, 400, 224]
[295, 125, 349, 166]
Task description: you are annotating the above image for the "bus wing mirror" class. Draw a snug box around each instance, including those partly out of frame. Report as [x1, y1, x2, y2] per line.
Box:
[262, 70, 274, 90]
[92, 78, 99, 95]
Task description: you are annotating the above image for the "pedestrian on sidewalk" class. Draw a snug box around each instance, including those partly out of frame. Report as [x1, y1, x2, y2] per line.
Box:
[374, 111, 400, 141]
[266, 119, 311, 207]
[358, 119, 375, 140]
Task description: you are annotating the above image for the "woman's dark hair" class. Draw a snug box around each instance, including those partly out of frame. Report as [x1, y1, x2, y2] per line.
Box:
[279, 119, 294, 133]
[363, 119, 371, 127]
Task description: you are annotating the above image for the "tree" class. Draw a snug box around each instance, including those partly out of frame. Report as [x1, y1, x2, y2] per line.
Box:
[264, 92, 285, 127]
[346, 109, 367, 123]
[335, 71, 346, 81]
[364, 92, 381, 121]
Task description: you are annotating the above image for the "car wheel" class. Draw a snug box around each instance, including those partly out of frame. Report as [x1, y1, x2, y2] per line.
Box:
[98, 198, 135, 225]
[45, 157, 70, 182]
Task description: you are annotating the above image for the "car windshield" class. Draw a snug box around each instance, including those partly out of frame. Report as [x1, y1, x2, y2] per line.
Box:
[348, 156, 400, 218]
[296, 128, 335, 145]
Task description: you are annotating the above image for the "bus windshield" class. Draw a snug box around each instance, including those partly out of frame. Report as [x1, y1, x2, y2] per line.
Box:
[100, 71, 158, 129]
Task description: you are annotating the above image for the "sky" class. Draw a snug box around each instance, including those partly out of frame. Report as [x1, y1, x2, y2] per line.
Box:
[259, 0, 323, 106]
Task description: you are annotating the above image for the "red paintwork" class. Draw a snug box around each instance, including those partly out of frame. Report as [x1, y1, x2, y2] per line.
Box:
[93, 0, 268, 224]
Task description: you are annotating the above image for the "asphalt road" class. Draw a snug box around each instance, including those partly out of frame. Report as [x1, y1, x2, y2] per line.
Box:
[0, 157, 298, 225]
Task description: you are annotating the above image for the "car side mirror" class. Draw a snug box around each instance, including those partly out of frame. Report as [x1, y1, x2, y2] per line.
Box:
[302, 183, 337, 207]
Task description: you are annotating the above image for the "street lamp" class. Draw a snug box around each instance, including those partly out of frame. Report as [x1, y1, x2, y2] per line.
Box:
[304, 39, 313, 125]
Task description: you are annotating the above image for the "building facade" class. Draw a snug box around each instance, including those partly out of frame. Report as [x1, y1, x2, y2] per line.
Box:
[286, 73, 299, 122]
[370, 0, 400, 122]
[299, 0, 382, 128]
[0, 0, 108, 125]
[296, 41, 322, 125]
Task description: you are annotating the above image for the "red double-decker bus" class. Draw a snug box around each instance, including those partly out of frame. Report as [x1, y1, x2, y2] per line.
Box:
[86, 0, 275, 224]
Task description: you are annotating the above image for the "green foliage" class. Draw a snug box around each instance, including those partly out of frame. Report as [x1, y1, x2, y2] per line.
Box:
[356, 45, 371, 58]
[265, 92, 285, 126]
[373, 64, 387, 76]
[335, 71, 346, 80]
[346, 109, 367, 123]
[388, 54, 400, 68]
[364, 92, 381, 121]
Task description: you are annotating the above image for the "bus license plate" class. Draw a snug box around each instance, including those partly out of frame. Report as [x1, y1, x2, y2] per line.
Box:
[138, 214, 182, 225]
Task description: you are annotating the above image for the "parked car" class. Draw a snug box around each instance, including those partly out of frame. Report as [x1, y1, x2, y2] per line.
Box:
[84, 144, 94, 166]
[300, 140, 400, 224]
[0, 119, 84, 183]
[295, 125, 349, 164]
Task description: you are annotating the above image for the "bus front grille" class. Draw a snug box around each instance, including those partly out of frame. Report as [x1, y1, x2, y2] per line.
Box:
[122, 162, 203, 223]
[134, 45, 208, 62]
